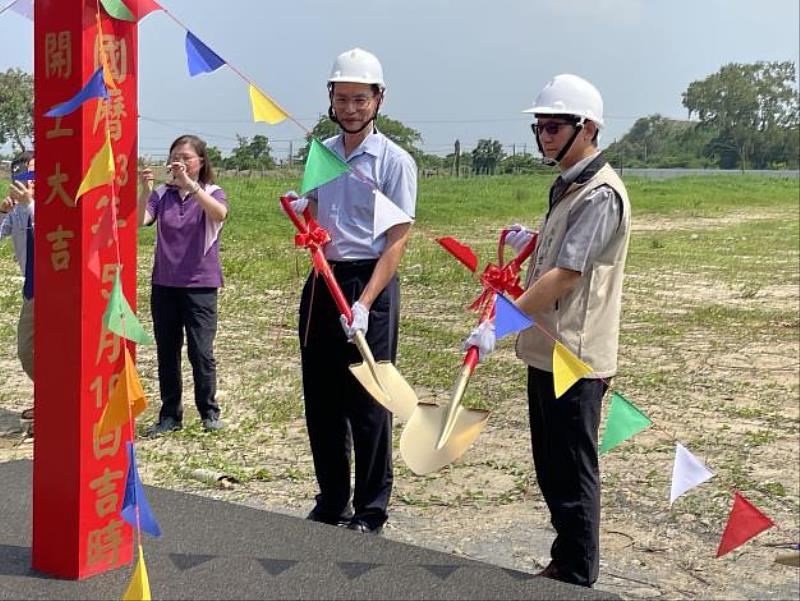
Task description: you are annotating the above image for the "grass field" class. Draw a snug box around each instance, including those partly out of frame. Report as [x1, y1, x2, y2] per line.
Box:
[1, 173, 798, 598]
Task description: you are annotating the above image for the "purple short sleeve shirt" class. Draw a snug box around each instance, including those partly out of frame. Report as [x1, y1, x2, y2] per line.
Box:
[146, 183, 227, 288]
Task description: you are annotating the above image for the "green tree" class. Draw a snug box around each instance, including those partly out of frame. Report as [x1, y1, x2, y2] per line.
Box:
[0, 68, 33, 152]
[224, 134, 274, 170]
[682, 61, 799, 169]
[472, 139, 505, 175]
[206, 145, 223, 167]
[298, 114, 423, 161]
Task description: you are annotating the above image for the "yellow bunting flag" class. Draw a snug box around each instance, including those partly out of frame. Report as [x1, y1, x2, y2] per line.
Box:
[76, 132, 115, 199]
[249, 84, 288, 125]
[97, 348, 147, 436]
[122, 545, 152, 601]
[552, 341, 593, 398]
[95, 12, 118, 89]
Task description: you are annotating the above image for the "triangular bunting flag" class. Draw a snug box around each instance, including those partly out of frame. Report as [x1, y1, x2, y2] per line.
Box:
[88, 201, 117, 278]
[97, 348, 147, 436]
[168, 553, 215, 571]
[122, 545, 152, 600]
[421, 564, 459, 580]
[45, 68, 108, 117]
[128, 0, 162, 20]
[9, 0, 33, 20]
[121, 442, 162, 538]
[669, 443, 714, 504]
[552, 341, 593, 398]
[185, 31, 225, 77]
[300, 138, 349, 195]
[257, 558, 298, 576]
[100, 0, 136, 21]
[249, 84, 288, 125]
[717, 492, 774, 557]
[373, 190, 412, 240]
[599, 392, 653, 454]
[337, 561, 380, 580]
[11, 170, 34, 182]
[102, 271, 154, 345]
[436, 237, 478, 272]
[76, 132, 115, 200]
[495, 293, 534, 339]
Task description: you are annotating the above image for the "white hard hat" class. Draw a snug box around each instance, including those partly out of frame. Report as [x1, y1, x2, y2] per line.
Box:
[523, 74, 604, 128]
[328, 47, 385, 89]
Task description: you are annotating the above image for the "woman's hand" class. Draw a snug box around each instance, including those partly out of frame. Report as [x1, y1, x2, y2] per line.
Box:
[139, 167, 155, 194]
[168, 161, 195, 191]
[9, 180, 33, 206]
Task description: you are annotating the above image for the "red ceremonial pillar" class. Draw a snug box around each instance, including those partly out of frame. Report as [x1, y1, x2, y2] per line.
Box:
[32, 0, 138, 579]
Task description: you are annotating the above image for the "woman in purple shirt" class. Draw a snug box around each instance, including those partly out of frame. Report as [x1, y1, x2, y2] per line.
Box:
[137, 134, 228, 436]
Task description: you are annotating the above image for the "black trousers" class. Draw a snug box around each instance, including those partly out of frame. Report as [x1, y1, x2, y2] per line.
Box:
[151, 285, 221, 423]
[298, 261, 398, 529]
[527, 366, 607, 587]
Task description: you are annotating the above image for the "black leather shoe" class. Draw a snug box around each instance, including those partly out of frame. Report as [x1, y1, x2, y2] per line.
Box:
[346, 519, 383, 535]
[145, 417, 182, 438]
[306, 507, 353, 526]
[535, 562, 562, 581]
[202, 417, 225, 432]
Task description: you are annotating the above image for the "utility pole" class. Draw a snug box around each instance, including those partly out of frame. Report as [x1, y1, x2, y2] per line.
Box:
[454, 139, 461, 178]
[288, 141, 293, 168]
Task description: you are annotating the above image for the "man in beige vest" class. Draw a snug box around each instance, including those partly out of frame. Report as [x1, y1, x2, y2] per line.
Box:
[466, 74, 631, 587]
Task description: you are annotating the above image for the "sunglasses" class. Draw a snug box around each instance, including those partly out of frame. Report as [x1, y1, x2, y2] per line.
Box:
[531, 121, 576, 136]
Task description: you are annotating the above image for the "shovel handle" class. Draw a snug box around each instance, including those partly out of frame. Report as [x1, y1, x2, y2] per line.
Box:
[280, 195, 353, 323]
[498, 228, 538, 271]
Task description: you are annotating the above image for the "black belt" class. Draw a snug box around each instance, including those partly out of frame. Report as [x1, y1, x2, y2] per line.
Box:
[328, 259, 378, 269]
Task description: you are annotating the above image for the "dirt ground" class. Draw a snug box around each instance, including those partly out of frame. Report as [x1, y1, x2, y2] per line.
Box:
[1, 211, 798, 600]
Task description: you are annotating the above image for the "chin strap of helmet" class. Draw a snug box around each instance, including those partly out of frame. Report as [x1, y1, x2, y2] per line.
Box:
[535, 118, 585, 167]
[328, 85, 383, 135]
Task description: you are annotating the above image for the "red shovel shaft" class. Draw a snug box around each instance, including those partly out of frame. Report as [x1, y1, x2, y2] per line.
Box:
[279, 195, 353, 324]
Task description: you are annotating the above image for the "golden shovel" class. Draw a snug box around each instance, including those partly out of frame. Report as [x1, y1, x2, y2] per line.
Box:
[281, 196, 418, 420]
[400, 229, 539, 474]
[400, 345, 490, 475]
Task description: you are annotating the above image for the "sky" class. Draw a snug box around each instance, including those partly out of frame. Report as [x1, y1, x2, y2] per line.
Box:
[0, 0, 798, 160]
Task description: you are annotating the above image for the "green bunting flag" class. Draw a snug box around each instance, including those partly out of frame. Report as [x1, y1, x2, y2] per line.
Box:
[599, 392, 652, 454]
[300, 138, 349, 195]
[102, 271, 153, 345]
[100, 0, 136, 21]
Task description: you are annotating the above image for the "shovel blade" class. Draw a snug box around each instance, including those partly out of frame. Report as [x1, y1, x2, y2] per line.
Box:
[349, 361, 418, 420]
[399, 402, 490, 475]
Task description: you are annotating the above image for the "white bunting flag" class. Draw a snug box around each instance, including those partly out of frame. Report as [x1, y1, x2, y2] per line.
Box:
[373, 190, 412, 240]
[10, 0, 34, 20]
[670, 442, 715, 505]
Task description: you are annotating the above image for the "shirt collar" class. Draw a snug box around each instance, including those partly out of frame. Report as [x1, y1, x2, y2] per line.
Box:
[333, 130, 382, 161]
[560, 150, 601, 185]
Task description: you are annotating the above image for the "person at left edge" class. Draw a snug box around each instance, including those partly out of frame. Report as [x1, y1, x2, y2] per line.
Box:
[285, 48, 417, 534]
[0, 151, 36, 432]
[137, 134, 228, 436]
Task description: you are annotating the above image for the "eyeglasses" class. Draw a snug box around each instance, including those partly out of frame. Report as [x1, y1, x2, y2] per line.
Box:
[332, 94, 375, 110]
[168, 154, 200, 164]
[531, 122, 576, 136]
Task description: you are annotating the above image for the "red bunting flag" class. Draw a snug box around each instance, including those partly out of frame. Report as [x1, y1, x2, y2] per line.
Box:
[436, 237, 478, 272]
[128, 0, 162, 20]
[716, 491, 775, 557]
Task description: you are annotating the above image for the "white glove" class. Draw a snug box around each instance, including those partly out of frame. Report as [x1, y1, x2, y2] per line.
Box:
[340, 301, 369, 341]
[505, 223, 534, 255]
[284, 190, 309, 214]
[463, 320, 496, 362]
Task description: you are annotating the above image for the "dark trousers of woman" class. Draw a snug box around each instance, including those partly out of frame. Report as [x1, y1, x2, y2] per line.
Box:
[299, 261, 398, 530]
[527, 366, 607, 588]
[151, 285, 221, 424]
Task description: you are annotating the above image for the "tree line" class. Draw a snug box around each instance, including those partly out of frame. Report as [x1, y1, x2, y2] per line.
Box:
[1, 61, 797, 172]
